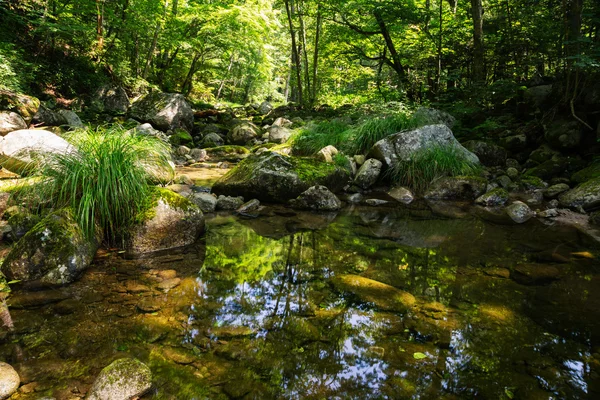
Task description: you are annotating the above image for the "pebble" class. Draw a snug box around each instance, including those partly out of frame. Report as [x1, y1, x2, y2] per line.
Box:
[0, 362, 20, 400]
[158, 278, 181, 291]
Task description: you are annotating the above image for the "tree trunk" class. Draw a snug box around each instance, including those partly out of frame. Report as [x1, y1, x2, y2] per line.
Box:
[311, 5, 322, 105]
[470, 0, 485, 83]
[285, 0, 303, 106]
[181, 52, 202, 95]
[373, 10, 407, 85]
[143, 22, 161, 79]
[96, 0, 104, 55]
[217, 54, 236, 100]
[298, 3, 311, 106]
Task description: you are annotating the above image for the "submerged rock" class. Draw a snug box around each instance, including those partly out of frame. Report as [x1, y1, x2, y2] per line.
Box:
[86, 358, 152, 400]
[127, 188, 204, 255]
[424, 176, 487, 200]
[290, 185, 342, 211]
[0, 129, 72, 175]
[1, 209, 96, 288]
[558, 177, 600, 210]
[511, 264, 561, 285]
[331, 274, 416, 312]
[212, 152, 351, 203]
[369, 125, 479, 169]
[387, 186, 414, 204]
[505, 201, 534, 224]
[475, 188, 509, 207]
[0, 362, 19, 400]
[129, 92, 193, 132]
[354, 158, 382, 189]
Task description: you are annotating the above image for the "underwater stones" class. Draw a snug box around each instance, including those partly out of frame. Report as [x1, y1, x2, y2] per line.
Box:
[0, 362, 19, 400]
[157, 277, 181, 291]
[424, 176, 487, 201]
[127, 189, 204, 255]
[0, 111, 27, 136]
[1, 209, 96, 288]
[137, 298, 162, 313]
[505, 201, 534, 224]
[129, 92, 193, 132]
[354, 158, 382, 189]
[387, 186, 414, 204]
[369, 124, 479, 169]
[331, 274, 416, 312]
[0, 129, 72, 175]
[216, 195, 244, 210]
[290, 185, 342, 211]
[162, 347, 195, 365]
[207, 326, 256, 339]
[7, 290, 69, 309]
[212, 152, 350, 203]
[475, 188, 509, 207]
[85, 358, 152, 400]
[189, 192, 217, 213]
[558, 177, 600, 210]
[511, 264, 561, 285]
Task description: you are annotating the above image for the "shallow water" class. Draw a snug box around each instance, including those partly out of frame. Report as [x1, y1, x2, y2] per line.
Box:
[1, 203, 599, 399]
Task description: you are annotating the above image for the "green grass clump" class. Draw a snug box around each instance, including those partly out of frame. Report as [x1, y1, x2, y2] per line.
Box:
[386, 145, 481, 193]
[13, 126, 172, 243]
[292, 113, 422, 156]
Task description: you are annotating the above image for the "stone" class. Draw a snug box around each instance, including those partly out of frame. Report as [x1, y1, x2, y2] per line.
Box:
[289, 185, 342, 211]
[189, 192, 217, 213]
[353, 155, 366, 166]
[228, 121, 260, 145]
[543, 183, 570, 199]
[132, 123, 168, 142]
[2, 209, 96, 288]
[0, 90, 40, 124]
[538, 209, 558, 218]
[424, 176, 487, 200]
[369, 125, 478, 169]
[258, 101, 273, 115]
[7, 290, 69, 308]
[176, 174, 193, 185]
[207, 326, 256, 339]
[0, 111, 27, 136]
[571, 163, 600, 184]
[413, 107, 455, 128]
[158, 278, 181, 291]
[590, 211, 600, 226]
[316, 145, 338, 163]
[500, 134, 527, 151]
[365, 199, 389, 206]
[162, 347, 195, 365]
[272, 117, 293, 128]
[127, 189, 205, 255]
[511, 264, 561, 285]
[387, 186, 414, 204]
[85, 358, 151, 400]
[268, 125, 293, 144]
[130, 92, 193, 132]
[525, 158, 570, 181]
[0, 129, 72, 175]
[506, 158, 520, 169]
[544, 119, 582, 150]
[189, 148, 207, 161]
[496, 175, 512, 189]
[57, 110, 84, 128]
[212, 152, 351, 203]
[331, 274, 416, 312]
[524, 84, 553, 109]
[475, 188, 509, 207]
[505, 201, 534, 224]
[354, 158, 382, 189]
[216, 195, 245, 210]
[31, 104, 68, 126]
[506, 167, 519, 179]
[0, 362, 19, 400]
[463, 140, 507, 167]
[237, 199, 261, 214]
[7, 212, 41, 241]
[528, 144, 561, 164]
[90, 84, 130, 114]
[137, 298, 161, 313]
[558, 177, 600, 210]
[200, 132, 224, 148]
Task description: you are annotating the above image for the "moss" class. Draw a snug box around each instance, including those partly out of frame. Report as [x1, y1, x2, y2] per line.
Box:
[135, 187, 197, 223]
[169, 129, 194, 146]
[571, 162, 600, 184]
[519, 175, 546, 190]
[290, 157, 340, 184]
[205, 145, 251, 156]
[250, 142, 277, 152]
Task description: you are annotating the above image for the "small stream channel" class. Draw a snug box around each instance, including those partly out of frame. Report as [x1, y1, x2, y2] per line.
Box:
[1, 198, 599, 399]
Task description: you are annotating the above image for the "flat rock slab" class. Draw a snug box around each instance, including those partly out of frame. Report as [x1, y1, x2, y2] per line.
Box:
[331, 274, 416, 312]
[511, 264, 561, 285]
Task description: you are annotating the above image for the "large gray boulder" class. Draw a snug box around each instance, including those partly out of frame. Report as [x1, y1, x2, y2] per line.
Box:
[289, 185, 342, 211]
[228, 121, 260, 145]
[0, 362, 19, 400]
[464, 140, 507, 167]
[32, 104, 68, 126]
[0, 90, 40, 124]
[258, 101, 273, 115]
[86, 358, 151, 400]
[1, 209, 96, 288]
[354, 158, 382, 189]
[57, 110, 84, 128]
[130, 92, 193, 132]
[212, 151, 351, 203]
[0, 129, 72, 175]
[91, 84, 130, 114]
[505, 201, 534, 224]
[413, 107, 455, 128]
[268, 125, 293, 144]
[558, 177, 600, 210]
[127, 189, 205, 255]
[0, 111, 27, 136]
[424, 176, 487, 200]
[369, 124, 478, 169]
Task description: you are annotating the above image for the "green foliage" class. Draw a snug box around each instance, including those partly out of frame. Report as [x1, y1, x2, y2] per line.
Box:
[386, 145, 482, 193]
[347, 113, 419, 155]
[292, 120, 351, 155]
[13, 126, 172, 243]
[0, 41, 33, 91]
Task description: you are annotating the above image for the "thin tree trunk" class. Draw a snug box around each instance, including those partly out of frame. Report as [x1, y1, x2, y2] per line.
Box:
[96, 0, 104, 55]
[143, 22, 161, 79]
[217, 54, 235, 99]
[298, 3, 311, 106]
[311, 5, 322, 105]
[470, 0, 485, 83]
[181, 52, 202, 95]
[284, 0, 303, 106]
[373, 10, 407, 84]
[436, 0, 443, 96]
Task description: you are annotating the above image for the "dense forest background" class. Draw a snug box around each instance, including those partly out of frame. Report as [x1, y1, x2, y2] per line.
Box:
[1, 0, 599, 116]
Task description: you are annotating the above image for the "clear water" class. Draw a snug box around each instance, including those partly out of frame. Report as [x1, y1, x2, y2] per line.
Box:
[1, 203, 599, 399]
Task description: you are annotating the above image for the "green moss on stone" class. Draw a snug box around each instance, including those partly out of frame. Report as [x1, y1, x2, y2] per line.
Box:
[571, 163, 600, 184]
[169, 129, 194, 146]
[520, 175, 546, 190]
[291, 157, 340, 185]
[136, 187, 197, 224]
[205, 145, 251, 156]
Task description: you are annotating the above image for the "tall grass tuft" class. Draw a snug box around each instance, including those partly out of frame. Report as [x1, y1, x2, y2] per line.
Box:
[292, 120, 351, 155]
[386, 145, 482, 193]
[347, 114, 419, 155]
[14, 126, 173, 243]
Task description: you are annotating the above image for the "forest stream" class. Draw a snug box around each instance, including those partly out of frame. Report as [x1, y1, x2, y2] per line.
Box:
[1, 169, 599, 399]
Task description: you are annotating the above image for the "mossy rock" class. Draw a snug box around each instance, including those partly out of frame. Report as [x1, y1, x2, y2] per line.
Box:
[331, 274, 416, 313]
[571, 162, 600, 184]
[0, 90, 40, 124]
[558, 177, 600, 210]
[212, 151, 351, 203]
[86, 358, 152, 400]
[423, 176, 488, 200]
[519, 175, 547, 190]
[204, 145, 250, 161]
[1, 209, 96, 288]
[128, 188, 205, 255]
[169, 129, 194, 146]
[7, 212, 41, 240]
[475, 188, 509, 207]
